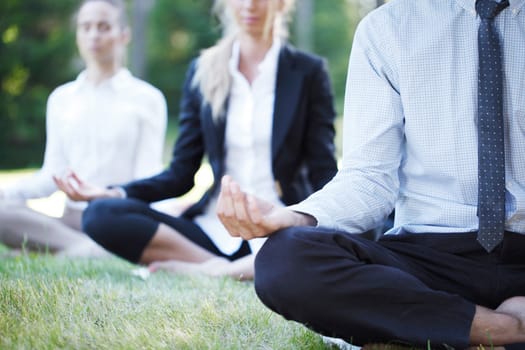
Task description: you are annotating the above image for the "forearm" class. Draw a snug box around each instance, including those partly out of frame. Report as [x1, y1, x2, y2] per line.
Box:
[290, 210, 317, 227]
[104, 187, 126, 199]
[123, 169, 194, 202]
[292, 167, 397, 234]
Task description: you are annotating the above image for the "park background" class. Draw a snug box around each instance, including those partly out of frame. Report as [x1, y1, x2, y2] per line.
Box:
[0, 0, 385, 170]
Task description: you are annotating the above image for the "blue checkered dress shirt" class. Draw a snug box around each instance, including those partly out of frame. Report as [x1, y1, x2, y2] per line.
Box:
[293, 0, 525, 236]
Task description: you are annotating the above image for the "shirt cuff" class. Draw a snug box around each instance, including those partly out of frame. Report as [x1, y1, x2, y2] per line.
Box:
[288, 202, 324, 227]
[108, 186, 127, 198]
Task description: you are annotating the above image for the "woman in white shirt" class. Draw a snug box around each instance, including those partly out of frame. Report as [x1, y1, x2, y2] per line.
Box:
[56, 0, 337, 277]
[0, 0, 167, 256]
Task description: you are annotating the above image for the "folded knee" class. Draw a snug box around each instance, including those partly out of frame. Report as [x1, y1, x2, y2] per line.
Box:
[82, 198, 120, 239]
[254, 227, 319, 311]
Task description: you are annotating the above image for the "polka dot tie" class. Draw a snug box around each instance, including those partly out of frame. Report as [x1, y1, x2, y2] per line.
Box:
[476, 0, 508, 252]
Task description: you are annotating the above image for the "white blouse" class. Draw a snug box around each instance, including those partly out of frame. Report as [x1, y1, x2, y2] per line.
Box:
[195, 39, 283, 255]
[2, 69, 167, 209]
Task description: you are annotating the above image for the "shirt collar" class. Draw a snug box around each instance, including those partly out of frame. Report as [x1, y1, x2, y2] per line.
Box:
[456, 0, 525, 15]
[258, 37, 281, 75]
[228, 37, 282, 77]
[73, 68, 132, 92]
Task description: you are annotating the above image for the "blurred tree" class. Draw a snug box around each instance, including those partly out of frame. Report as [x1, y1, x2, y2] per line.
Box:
[294, 0, 314, 52]
[292, 0, 360, 114]
[145, 0, 218, 125]
[129, 0, 155, 78]
[317, 0, 360, 114]
[0, 0, 78, 169]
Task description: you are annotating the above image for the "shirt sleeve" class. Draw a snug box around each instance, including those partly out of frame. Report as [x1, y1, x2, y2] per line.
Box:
[2, 89, 68, 201]
[132, 88, 168, 179]
[123, 61, 205, 202]
[291, 15, 403, 233]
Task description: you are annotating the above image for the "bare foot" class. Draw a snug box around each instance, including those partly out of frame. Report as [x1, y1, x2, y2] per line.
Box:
[149, 257, 231, 277]
[149, 260, 201, 274]
[470, 299, 525, 348]
[496, 296, 525, 323]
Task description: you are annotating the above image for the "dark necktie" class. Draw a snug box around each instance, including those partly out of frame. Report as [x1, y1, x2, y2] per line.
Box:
[476, 0, 508, 252]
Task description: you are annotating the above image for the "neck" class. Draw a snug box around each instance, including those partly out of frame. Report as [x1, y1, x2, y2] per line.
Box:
[85, 62, 121, 85]
[237, 32, 274, 65]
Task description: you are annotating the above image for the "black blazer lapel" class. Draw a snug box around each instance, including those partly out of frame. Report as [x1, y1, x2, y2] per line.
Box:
[272, 46, 304, 160]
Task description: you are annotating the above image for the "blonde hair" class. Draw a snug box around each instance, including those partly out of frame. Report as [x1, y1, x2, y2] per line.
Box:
[192, 0, 296, 121]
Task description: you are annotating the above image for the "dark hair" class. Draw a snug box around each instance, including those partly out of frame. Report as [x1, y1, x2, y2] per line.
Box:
[76, 0, 129, 28]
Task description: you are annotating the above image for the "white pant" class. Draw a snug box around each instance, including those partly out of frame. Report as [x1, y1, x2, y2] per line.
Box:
[0, 202, 108, 257]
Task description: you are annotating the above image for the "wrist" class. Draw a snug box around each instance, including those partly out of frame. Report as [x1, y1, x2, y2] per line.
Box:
[107, 187, 126, 198]
[293, 211, 317, 227]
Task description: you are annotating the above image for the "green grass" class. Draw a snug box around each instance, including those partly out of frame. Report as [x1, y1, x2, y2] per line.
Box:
[1, 249, 495, 350]
[0, 170, 481, 350]
[0, 249, 496, 350]
[0, 248, 335, 350]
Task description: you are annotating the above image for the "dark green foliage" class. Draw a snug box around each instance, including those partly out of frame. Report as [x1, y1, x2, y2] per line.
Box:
[0, 0, 79, 168]
[309, 0, 359, 114]
[145, 0, 218, 124]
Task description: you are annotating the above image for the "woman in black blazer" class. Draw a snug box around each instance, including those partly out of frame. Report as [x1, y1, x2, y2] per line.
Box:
[55, 0, 337, 279]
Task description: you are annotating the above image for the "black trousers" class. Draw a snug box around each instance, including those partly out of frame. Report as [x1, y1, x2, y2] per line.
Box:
[82, 198, 250, 263]
[254, 227, 525, 349]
